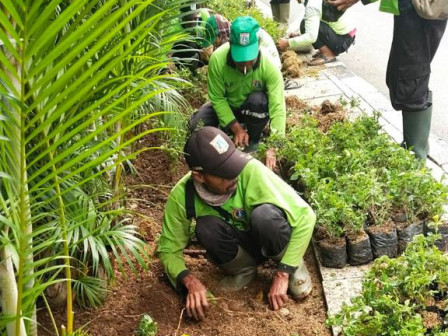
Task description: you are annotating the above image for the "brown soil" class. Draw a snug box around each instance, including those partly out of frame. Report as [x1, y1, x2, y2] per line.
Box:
[281, 50, 298, 62]
[421, 311, 443, 330]
[286, 96, 310, 112]
[285, 64, 303, 78]
[313, 100, 346, 133]
[281, 51, 304, 78]
[346, 230, 369, 244]
[38, 135, 331, 336]
[317, 237, 346, 248]
[367, 220, 397, 235]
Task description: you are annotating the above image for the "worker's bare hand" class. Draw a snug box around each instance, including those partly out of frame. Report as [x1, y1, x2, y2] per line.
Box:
[182, 274, 210, 321]
[277, 38, 290, 52]
[327, 0, 359, 11]
[265, 147, 277, 170]
[230, 122, 249, 148]
[268, 271, 289, 311]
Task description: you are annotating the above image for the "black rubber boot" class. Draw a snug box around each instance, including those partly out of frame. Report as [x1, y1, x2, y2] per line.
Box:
[219, 247, 257, 291]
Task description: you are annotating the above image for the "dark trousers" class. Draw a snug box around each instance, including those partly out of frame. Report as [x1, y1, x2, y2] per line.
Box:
[172, 40, 204, 72]
[195, 204, 292, 265]
[386, 6, 446, 112]
[188, 91, 270, 145]
[301, 21, 355, 56]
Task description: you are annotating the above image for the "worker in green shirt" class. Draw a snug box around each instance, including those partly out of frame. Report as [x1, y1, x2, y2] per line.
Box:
[169, 5, 211, 71]
[157, 127, 316, 320]
[199, 14, 282, 70]
[188, 16, 286, 170]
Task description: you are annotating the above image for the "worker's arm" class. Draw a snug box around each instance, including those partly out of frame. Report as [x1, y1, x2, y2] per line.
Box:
[328, 0, 377, 11]
[208, 51, 236, 128]
[287, 0, 322, 50]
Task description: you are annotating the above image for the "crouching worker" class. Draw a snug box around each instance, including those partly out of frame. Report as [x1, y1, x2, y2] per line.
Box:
[157, 127, 316, 321]
[189, 16, 286, 170]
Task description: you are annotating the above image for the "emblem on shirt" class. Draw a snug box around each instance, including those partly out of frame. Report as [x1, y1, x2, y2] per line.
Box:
[252, 80, 263, 89]
[240, 33, 250, 46]
[233, 209, 246, 221]
[210, 134, 229, 154]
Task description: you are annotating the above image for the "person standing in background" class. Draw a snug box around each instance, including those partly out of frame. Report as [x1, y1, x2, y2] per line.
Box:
[328, 0, 447, 160]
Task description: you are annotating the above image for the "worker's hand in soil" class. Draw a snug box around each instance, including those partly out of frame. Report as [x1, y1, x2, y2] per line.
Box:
[327, 0, 359, 11]
[230, 122, 249, 148]
[182, 274, 210, 321]
[277, 38, 290, 52]
[265, 147, 277, 170]
[268, 271, 289, 311]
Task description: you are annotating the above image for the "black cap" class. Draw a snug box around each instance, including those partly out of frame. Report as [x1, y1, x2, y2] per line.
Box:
[184, 127, 252, 179]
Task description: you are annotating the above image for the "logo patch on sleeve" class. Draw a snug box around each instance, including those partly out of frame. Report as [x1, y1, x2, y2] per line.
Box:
[210, 134, 229, 154]
[233, 209, 246, 221]
[252, 80, 263, 89]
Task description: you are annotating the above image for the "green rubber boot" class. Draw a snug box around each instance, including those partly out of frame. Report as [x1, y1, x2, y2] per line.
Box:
[278, 3, 290, 27]
[402, 102, 433, 161]
[271, 3, 280, 22]
[219, 247, 257, 291]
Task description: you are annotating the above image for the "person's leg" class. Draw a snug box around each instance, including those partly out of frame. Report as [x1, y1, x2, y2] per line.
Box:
[278, 1, 291, 27]
[309, 22, 354, 65]
[188, 102, 220, 132]
[250, 204, 312, 299]
[237, 91, 270, 151]
[386, 7, 446, 160]
[171, 40, 202, 71]
[270, 1, 280, 22]
[250, 204, 291, 258]
[195, 216, 257, 290]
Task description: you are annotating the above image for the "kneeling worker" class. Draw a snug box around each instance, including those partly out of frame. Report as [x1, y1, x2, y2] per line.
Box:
[157, 127, 316, 321]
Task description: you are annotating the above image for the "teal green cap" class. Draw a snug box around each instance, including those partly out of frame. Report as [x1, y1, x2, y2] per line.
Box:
[230, 16, 260, 62]
[201, 15, 218, 48]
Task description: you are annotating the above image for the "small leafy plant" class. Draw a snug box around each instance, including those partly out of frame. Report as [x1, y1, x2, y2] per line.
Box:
[136, 314, 158, 336]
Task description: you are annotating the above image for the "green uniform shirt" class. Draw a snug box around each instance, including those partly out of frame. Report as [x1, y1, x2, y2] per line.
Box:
[363, 0, 399, 15]
[157, 159, 316, 289]
[207, 43, 286, 136]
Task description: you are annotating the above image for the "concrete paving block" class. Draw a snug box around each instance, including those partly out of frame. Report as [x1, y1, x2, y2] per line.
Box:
[359, 91, 394, 114]
[322, 64, 357, 80]
[428, 136, 448, 166]
[292, 79, 344, 100]
[442, 163, 448, 175]
[340, 76, 379, 96]
[319, 263, 372, 282]
[426, 159, 446, 182]
[378, 119, 402, 144]
[323, 278, 364, 336]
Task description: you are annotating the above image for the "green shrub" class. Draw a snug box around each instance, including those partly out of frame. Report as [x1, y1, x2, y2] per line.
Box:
[327, 235, 448, 335]
[207, 0, 285, 41]
[136, 314, 158, 336]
